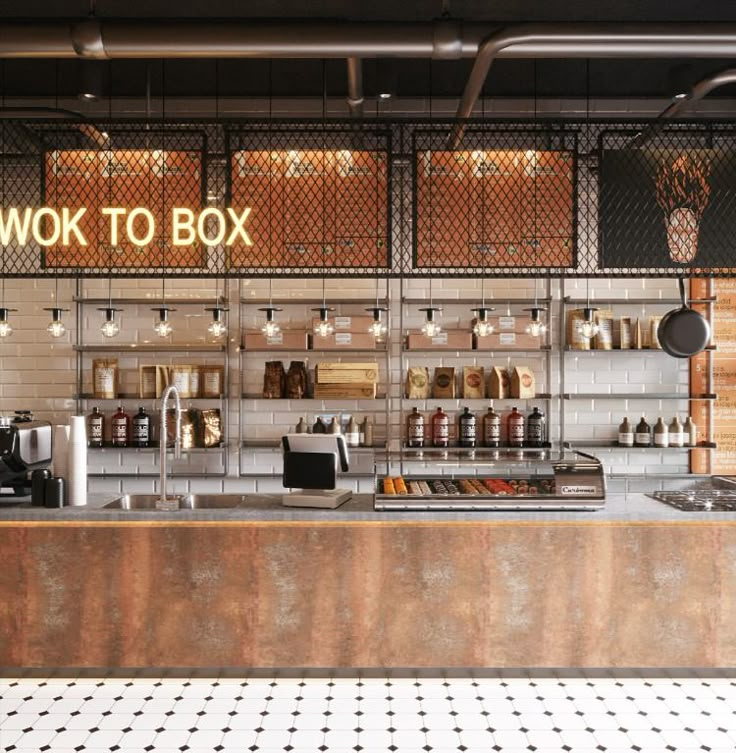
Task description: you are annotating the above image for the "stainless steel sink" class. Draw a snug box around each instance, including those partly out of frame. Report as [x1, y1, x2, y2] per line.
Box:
[103, 494, 246, 510]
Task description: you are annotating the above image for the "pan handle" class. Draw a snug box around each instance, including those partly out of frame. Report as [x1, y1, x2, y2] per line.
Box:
[678, 276, 688, 309]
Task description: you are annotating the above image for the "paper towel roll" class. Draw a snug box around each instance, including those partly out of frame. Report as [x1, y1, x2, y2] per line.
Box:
[52, 424, 70, 481]
[68, 415, 88, 507]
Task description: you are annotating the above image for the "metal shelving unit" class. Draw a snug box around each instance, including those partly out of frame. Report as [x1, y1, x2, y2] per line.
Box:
[238, 281, 392, 478]
[74, 280, 230, 478]
[559, 278, 716, 480]
[395, 277, 557, 478]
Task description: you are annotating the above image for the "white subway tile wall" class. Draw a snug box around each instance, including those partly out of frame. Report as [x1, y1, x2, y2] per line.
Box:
[0, 276, 700, 494]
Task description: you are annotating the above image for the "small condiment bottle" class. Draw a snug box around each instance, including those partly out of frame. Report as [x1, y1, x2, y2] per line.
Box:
[618, 417, 634, 447]
[295, 417, 308, 434]
[431, 407, 450, 448]
[407, 407, 425, 448]
[346, 416, 360, 447]
[111, 405, 130, 448]
[684, 416, 698, 447]
[635, 416, 652, 447]
[132, 407, 151, 448]
[668, 416, 684, 447]
[458, 407, 477, 448]
[87, 406, 104, 448]
[329, 416, 342, 434]
[312, 417, 327, 434]
[362, 416, 374, 447]
[483, 403, 501, 448]
[507, 406, 525, 448]
[653, 417, 668, 448]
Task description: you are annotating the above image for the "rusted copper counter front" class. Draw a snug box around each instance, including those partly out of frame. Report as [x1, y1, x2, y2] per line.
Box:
[1, 520, 734, 668]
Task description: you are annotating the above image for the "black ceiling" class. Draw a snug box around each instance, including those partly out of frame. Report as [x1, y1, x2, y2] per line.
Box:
[2, 1, 736, 102]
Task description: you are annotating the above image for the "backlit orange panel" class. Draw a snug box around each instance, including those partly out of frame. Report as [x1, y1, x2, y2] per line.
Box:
[43, 149, 204, 269]
[229, 149, 389, 269]
[415, 149, 575, 269]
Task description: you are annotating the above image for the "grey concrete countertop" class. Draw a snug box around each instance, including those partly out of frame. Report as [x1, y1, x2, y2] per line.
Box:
[1, 491, 735, 522]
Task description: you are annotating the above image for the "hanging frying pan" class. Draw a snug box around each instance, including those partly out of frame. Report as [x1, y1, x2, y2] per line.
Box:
[657, 277, 711, 358]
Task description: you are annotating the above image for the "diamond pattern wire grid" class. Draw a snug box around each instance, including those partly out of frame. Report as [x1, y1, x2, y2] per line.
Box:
[1, 117, 736, 277]
[225, 123, 393, 276]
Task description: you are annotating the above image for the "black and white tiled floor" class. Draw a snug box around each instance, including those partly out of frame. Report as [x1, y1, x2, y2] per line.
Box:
[3, 675, 736, 753]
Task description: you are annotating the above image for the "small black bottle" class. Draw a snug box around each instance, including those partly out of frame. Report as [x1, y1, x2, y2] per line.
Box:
[458, 407, 477, 448]
[87, 406, 104, 448]
[131, 407, 151, 448]
[526, 407, 546, 448]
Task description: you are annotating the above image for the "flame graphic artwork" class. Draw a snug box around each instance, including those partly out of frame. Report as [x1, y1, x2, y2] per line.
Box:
[655, 154, 712, 264]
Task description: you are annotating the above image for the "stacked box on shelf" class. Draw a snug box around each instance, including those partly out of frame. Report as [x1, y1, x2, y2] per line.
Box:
[313, 362, 379, 399]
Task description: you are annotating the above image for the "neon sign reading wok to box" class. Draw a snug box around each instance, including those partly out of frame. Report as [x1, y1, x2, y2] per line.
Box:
[0, 207, 253, 247]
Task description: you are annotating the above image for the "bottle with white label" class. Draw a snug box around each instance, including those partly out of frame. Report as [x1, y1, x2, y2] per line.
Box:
[87, 406, 104, 448]
[507, 406, 525, 448]
[634, 416, 652, 447]
[668, 416, 684, 447]
[618, 417, 634, 447]
[653, 417, 668, 448]
[132, 407, 151, 448]
[684, 415, 698, 447]
[458, 407, 477, 448]
[346, 416, 360, 447]
[111, 405, 130, 448]
[407, 408, 425, 448]
[483, 403, 501, 448]
[431, 407, 450, 448]
[526, 407, 546, 448]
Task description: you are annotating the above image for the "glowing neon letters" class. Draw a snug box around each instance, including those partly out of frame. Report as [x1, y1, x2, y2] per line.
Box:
[0, 206, 253, 247]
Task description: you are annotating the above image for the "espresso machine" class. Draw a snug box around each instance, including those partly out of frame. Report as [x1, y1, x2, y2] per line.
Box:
[0, 411, 52, 497]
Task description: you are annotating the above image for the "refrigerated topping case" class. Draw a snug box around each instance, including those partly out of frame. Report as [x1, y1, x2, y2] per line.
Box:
[374, 449, 605, 511]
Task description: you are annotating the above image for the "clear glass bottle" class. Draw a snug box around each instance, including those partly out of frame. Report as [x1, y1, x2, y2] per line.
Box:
[482, 403, 501, 448]
[653, 417, 668, 448]
[526, 407, 546, 448]
[87, 406, 104, 448]
[131, 407, 151, 448]
[618, 417, 634, 447]
[458, 407, 477, 448]
[507, 406, 525, 448]
[668, 416, 684, 447]
[634, 416, 652, 447]
[111, 405, 130, 448]
[407, 407, 425, 448]
[431, 407, 450, 448]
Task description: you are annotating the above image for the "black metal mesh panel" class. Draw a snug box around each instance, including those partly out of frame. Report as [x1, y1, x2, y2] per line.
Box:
[0, 117, 735, 278]
[226, 124, 391, 275]
[412, 126, 578, 275]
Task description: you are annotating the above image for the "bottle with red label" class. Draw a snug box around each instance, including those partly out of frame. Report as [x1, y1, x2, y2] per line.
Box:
[507, 406, 525, 448]
[431, 407, 450, 448]
[111, 405, 130, 448]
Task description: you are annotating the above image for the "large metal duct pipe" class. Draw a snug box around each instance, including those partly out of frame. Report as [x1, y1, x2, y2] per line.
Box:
[449, 23, 736, 146]
[659, 68, 736, 118]
[346, 57, 364, 118]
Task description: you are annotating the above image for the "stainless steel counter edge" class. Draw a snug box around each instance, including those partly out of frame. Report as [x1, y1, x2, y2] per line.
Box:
[1, 493, 735, 522]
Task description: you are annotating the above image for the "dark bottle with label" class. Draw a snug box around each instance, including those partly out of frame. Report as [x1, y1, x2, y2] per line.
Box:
[431, 407, 450, 448]
[526, 407, 546, 448]
[132, 407, 151, 448]
[458, 407, 477, 448]
[483, 403, 501, 448]
[634, 416, 652, 447]
[87, 406, 104, 448]
[407, 407, 425, 448]
[507, 406, 525, 448]
[111, 405, 130, 448]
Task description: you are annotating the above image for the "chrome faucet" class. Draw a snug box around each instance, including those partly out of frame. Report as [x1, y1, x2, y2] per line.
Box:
[157, 384, 182, 511]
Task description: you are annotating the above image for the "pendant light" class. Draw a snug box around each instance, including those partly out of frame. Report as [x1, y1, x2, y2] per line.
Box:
[99, 306, 121, 338]
[420, 302, 442, 337]
[312, 63, 334, 339]
[0, 307, 15, 338]
[575, 278, 599, 340]
[259, 280, 281, 337]
[524, 279, 547, 337]
[204, 59, 229, 342]
[471, 279, 495, 337]
[153, 61, 174, 340]
[312, 279, 335, 338]
[258, 64, 281, 340]
[0, 64, 15, 339]
[44, 279, 68, 338]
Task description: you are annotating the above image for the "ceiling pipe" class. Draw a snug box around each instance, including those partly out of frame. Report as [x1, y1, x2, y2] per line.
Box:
[346, 56, 364, 118]
[449, 23, 736, 147]
[659, 67, 736, 118]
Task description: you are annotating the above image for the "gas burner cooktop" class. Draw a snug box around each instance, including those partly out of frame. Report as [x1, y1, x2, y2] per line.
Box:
[650, 490, 736, 512]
